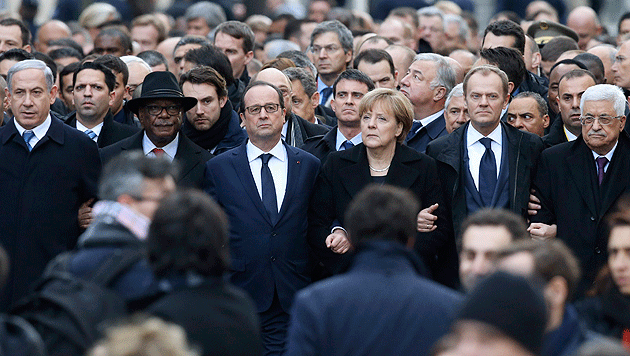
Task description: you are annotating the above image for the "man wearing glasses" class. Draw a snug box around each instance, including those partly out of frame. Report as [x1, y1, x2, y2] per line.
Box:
[530, 83, 630, 296]
[310, 20, 353, 109]
[101, 71, 212, 189]
[204, 81, 321, 355]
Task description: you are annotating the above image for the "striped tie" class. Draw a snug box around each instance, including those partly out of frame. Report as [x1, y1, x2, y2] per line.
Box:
[84, 129, 97, 141]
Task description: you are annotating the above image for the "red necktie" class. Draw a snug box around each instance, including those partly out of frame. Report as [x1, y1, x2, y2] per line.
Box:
[152, 148, 165, 157]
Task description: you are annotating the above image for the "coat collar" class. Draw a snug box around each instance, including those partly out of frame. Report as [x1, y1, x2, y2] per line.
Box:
[1, 115, 65, 147]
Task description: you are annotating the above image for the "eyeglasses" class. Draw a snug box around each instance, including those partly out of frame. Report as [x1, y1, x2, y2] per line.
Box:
[145, 105, 182, 116]
[310, 45, 342, 54]
[244, 103, 280, 115]
[579, 115, 622, 126]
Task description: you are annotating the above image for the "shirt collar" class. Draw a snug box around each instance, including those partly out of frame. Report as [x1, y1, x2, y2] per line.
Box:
[247, 139, 287, 163]
[563, 125, 578, 141]
[14, 114, 52, 139]
[143, 132, 179, 159]
[591, 140, 618, 162]
[317, 76, 331, 93]
[76, 120, 104, 137]
[467, 122, 502, 148]
[418, 109, 444, 127]
[335, 128, 361, 151]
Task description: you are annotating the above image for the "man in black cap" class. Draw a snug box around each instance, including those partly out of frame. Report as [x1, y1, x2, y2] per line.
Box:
[101, 71, 212, 189]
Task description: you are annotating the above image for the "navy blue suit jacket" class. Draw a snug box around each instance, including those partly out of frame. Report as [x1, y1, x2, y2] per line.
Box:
[285, 240, 462, 356]
[404, 113, 447, 153]
[204, 141, 321, 313]
[0, 117, 101, 309]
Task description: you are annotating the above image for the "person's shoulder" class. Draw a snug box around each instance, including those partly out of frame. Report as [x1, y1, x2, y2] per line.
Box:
[286, 143, 321, 167]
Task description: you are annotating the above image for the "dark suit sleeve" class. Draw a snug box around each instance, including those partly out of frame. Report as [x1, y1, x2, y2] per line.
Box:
[415, 156, 452, 263]
[307, 159, 341, 272]
[530, 150, 556, 225]
[285, 291, 320, 356]
[203, 161, 219, 203]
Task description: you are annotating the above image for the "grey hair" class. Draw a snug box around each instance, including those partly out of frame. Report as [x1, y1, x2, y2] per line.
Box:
[413, 53, 456, 94]
[310, 20, 354, 53]
[513, 91, 549, 116]
[444, 83, 464, 109]
[184, 1, 226, 29]
[121, 56, 152, 72]
[98, 150, 179, 201]
[264, 40, 300, 60]
[581, 84, 626, 117]
[443, 14, 469, 42]
[7, 59, 54, 92]
[283, 67, 317, 97]
[417, 6, 444, 28]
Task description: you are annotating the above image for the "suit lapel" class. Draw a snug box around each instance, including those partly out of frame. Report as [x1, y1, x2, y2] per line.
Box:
[121, 130, 144, 151]
[97, 112, 114, 147]
[339, 145, 372, 197]
[600, 136, 630, 215]
[277, 143, 299, 223]
[232, 144, 273, 225]
[174, 134, 201, 184]
[504, 123, 527, 210]
[566, 140, 598, 217]
[386, 145, 420, 188]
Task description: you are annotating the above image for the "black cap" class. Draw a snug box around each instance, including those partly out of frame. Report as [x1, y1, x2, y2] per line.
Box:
[457, 271, 548, 355]
[126, 71, 197, 114]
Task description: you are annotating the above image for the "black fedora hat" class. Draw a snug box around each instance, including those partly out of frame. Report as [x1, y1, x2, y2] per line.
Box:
[126, 71, 197, 114]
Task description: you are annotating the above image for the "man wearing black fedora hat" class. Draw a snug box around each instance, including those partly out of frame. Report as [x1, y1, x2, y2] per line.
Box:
[101, 71, 213, 189]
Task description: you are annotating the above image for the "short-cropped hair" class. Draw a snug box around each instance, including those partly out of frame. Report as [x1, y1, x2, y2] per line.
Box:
[98, 150, 179, 202]
[353, 48, 396, 78]
[413, 53, 456, 94]
[7, 59, 53, 92]
[214, 21, 255, 53]
[240, 81, 285, 114]
[460, 208, 528, 241]
[463, 65, 509, 97]
[283, 67, 316, 97]
[332, 68, 375, 98]
[581, 84, 626, 117]
[345, 184, 419, 244]
[93, 54, 129, 86]
[358, 88, 413, 143]
[74, 61, 116, 92]
[445, 83, 464, 109]
[513, 91, 549, 117]
[148, 189, 230, 278]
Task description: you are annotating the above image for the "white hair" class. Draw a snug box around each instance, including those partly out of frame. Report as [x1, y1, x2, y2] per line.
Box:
[120, 56, 152, 72]
[580, 84, 626, 117]
[445, 83, 464, 109]
[7, 60, 54, 92]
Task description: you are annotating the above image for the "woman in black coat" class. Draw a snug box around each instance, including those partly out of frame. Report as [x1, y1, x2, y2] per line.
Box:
[308, 88, 451, 279]
[576, 208, 630, 339]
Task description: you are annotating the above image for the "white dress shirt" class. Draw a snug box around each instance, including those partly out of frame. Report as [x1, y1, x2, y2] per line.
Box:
[143, 132, 179, 162]
[467, 124, 503, 190]
[76, 121, 104, 142]
[247, 139, 288, 212]
[563, 126, 578, 142]
[14, 114, 52, 148]
[335, 128, 362, 151]
[591, 141, 617, 174]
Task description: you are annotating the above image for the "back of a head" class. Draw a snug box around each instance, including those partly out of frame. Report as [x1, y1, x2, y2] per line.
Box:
[540, 36, 579, 62]
[94, 54, 129, 85]
[88, 316, 199, 356]
[137, 50, 168, 69]
[184, 1, 226, 30]
[345, 184, 419, 245]
[573, 52, 605, 84]
[98, 151, 179, 202]
[183, 45, 234, 86]
[479, 47, 526, 90]
[457, 271, 548, 355]
[148, 189, 230, 278]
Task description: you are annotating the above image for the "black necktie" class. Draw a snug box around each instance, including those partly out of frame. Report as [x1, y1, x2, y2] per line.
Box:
[320, 87, 333, 105]
[260, 153, 278, 223]
[478, 137, 497, 206]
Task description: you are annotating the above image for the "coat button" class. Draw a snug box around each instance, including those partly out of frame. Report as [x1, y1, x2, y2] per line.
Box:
[590, 216, 595, 221]
[271, 256, 276, 261]
[595, 247, 601, 254]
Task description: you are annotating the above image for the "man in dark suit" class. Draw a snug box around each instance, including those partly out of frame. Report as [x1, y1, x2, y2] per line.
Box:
[286, 185, 461, 356]
[302, 69, 374, 165]
[400, 53, 456, 153]
[530, 84, 630, 293]
[64, 62, 138, 148]
[254, 68, 329, 148]
[0, 59, 101, 310]
[101, 71, 212, 189]
[544, 69, 596, 148]
[204, 81, 321, 355]
[426, 65, 544, 239]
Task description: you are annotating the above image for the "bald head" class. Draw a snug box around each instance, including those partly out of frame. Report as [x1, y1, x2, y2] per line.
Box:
[567, 6, 602, 50]
[446, 56, 464, 83]
[588, 45, 616, 85]
[254, 68, 293, 114]
[35, 20, 72, 53]
[449, 49, 476, 78]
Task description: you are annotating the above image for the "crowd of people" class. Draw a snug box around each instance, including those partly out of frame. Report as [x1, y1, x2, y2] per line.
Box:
[1, 0, 630, 354]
